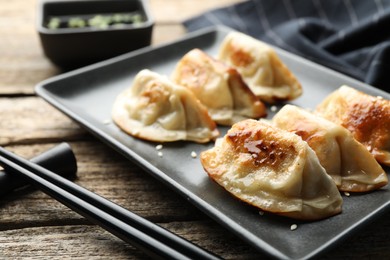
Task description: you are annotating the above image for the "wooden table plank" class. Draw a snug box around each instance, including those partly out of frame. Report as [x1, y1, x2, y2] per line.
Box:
[148, 0, 245, 22]
[0, 222, 260, 259]
[0, 0, 59, 94]
[0, 97, 84, 146]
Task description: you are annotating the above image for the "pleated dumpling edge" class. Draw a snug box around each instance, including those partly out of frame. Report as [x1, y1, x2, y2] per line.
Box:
[218, 31, 302, 104]
[315, 85, 390, 167]
[273, 104, 388, 192]
[112, 69, 219, 143]
[171, 48, 267, 125]
[200, 119, 343, 221]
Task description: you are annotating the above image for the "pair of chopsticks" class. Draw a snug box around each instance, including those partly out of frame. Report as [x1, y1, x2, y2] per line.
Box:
[0, 146, 221, 260]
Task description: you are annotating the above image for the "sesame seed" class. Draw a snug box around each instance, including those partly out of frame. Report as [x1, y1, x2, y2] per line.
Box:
[270, 106, 278, 112]
[344, 192, 350, 197]
[290, 224, 298, 231]
[155, 144, 163, 150]
[191, 151, 197, 158]
[157, 151, 163, 157]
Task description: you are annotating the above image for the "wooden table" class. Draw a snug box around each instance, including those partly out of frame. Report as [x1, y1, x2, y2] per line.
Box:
[1, 0, 389, 259]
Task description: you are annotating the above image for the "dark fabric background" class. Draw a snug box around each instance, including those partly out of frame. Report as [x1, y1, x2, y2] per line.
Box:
[183, 0, 390, 92]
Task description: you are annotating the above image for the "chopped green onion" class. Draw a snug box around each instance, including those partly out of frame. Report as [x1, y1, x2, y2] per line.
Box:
[68, 17, 86, 28]
[47, 17, 61, 29]
[46, 12, 145, 30]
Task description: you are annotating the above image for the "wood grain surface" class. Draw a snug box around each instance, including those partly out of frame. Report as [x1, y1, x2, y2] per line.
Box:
[0, 0, 389, 259]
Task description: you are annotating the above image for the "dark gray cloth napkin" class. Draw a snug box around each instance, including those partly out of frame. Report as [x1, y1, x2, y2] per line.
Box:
[183, 0, 390, 92]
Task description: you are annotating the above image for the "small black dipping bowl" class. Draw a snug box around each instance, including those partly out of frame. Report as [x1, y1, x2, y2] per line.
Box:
[37, 0, 154, 69]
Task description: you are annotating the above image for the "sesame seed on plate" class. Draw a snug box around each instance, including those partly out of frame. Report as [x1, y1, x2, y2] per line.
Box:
[191, 151, 197, 158]
[290, 224, 298, 231]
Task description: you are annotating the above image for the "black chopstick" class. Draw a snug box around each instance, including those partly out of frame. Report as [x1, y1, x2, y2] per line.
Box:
[0, 147, 221, 260]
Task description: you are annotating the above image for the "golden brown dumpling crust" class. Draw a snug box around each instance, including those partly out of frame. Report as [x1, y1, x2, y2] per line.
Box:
[315, 85, 390, 166]
[274, 105, 388, 192]
[201, 119, 343, 221]
[171, 48, 267, 125]
[218, 32, 302, 103]
[112, 69, 219, 143]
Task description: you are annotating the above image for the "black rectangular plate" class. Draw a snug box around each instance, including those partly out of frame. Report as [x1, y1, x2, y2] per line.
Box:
[36, 26, 390, 260]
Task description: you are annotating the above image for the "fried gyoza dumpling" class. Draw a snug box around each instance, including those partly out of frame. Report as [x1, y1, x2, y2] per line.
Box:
[200, 119, 342, 220]
[112, 69, 219, 143]
[218, 31, 302, 103]
[171, 48, 267, 125]
[273, 105, 388, 192]
[315, 85, 390, 166]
